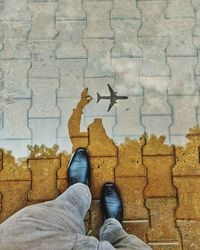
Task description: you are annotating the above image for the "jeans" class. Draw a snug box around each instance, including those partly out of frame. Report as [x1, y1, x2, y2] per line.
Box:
[0, 183, 152, 250]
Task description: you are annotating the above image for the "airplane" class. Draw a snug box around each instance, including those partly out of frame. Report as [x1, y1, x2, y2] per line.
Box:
[97, 84, 128, 112]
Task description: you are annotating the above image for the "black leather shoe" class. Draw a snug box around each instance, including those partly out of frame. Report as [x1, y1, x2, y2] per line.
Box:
[67, 148, 90, 186]
[100, 183, 123, 223]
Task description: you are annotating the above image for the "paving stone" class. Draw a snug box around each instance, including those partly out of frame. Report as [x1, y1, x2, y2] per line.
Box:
[28, 158, 60, 201]
[192, 0, 200, 36]
[174, 177, 200, 220]
[85, 117, 115, 139]
[28, 78, 60, 118]
[84, 1, 114, 39]
[173, 133, 200, 176]
[57, 153, 71, 179]
[166, 18, 196, 56]
[88, 118, 117, 157]
[0, 140, 31, 158]
[143, 156, 176, 198]
[84, 39, 114, 77]
[0, 0, 31, 21]
[29, 2, 58, 40]
[0, 60, 31, 97]
[57, 59, 86, 98]
[146, 198, 180, 242]
[168, 96, 199, 135]
[111, 19, 141, 57]
[115, 138, 146, 177]
[123, 221, 149, 243]
[90, 157, 117, 199]
[166, 0, 195, 18]
[56, 21, 86, 59]
[56, 138, 73, 154]
[89, 200, 102, 238]
[193, 37, 200, 75]
[111, 0, 140, 19]
[138, 1, 167, 37]
[177, 220, 200, 250]
[0, 181, 31, 222]
[114, 97, 144, 137]
[57, 98, 80, 138]
[149, 244, 180, 250]
[170, 136, 187, 146]
[0, 152, 30, 181]
[139, 37, 170, 76]
[0, 22, 31, 59]
[70, 136, 89, 152]
[140, 77, 171, 114]
[116, 177, 148, 220]
[56, 0, 86, 21]
[29, 119, 60, 147]
[0, 99, 31, 139]
[112, 58, 142, 96]
[29, 41, 59, 78]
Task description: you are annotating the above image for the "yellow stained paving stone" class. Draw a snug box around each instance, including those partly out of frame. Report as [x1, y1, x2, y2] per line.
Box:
[177, 220, 200, 250]
[115, 138, 146, 177]
[28, 159, 60, 202]
[28, 145, 59, 159]
[173, 135, 200, 176]
[57, 153, 71, 179]
[174, 177, 200, 220]
[68, 88, 91, 138]
[57, 179, 68, 194]
[0, 151, 31, 181]
[143, 156, 176, 198]
[143, 135, 174, 156]
[150, 244, 181, 250]
[88, 118, 117, 157]
[0, 181, 31, 223]
[146, 198, 180, 242]
[71, 137, 89, 152]
[123, 221, 149, 243]
[90, 157, 117, 199]
[116, 177, 148, 220]
[89, 200, 102, 238]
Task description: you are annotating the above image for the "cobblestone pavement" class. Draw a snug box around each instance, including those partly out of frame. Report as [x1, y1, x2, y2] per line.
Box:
[1, 90, 200, 250]
[0, 0, 200, 157]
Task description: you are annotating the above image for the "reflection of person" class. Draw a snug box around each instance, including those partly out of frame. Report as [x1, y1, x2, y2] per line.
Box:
[0, 148, 152, 250]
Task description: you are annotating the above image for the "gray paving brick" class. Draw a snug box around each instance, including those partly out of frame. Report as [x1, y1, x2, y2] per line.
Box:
[140, 76, 171, 115]
[29, 41, 59, 78]
[28, 78, 60, 118]
[170, 135, 187, 145]
[57, 97, 80, 138]
[56, 0, 86, 21]
[0, 0, 31, 21]
[84, 39, 114, 77]
[0, 99, 31, 139]
[114, 96, 144, 137]
[138, 0, 167, 37]
[193, 37, 200, 75]
[0, 140, 31, 158]
[169, 95, 199, 135]
[29, 2, 58, 41]
[111, 19, 141, 57]
[167, 57, 198, 95]
[192, 0, 200, 36]
[0, 60, 31, 98]
[84, 1, 114, 38]
[112, 58, 143, 96]
[29, 118, 60, 147]
[111, 0, 140, 19]
[0, 22, 31, 59]
[139, 37, 170, 76]
[166, 18, 196, 57]
[166, 0, 195, 18]
[142, 116, 171, 143]
[56, 21, 87, 59]
[57, 59, 87, 98]
[56, 137, 73, 154]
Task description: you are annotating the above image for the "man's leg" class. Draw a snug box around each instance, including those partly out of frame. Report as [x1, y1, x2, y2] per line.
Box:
[99, 218, 152, 250]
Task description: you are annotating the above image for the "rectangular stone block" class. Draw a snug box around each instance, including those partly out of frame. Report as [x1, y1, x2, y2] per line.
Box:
[116, 177, 148, 220]
[111, 0, 140, 19]
[123, 221, 149, 243]
[90, 157, 117, 199]
[28, 158, 60, 201]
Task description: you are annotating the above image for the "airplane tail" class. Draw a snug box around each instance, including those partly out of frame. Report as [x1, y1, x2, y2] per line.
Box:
[97, 92, 101, 103]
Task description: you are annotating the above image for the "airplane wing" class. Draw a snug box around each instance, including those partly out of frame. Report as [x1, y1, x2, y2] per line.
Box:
[107, 101, 114, 112]
[107, 84, 116, 96]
